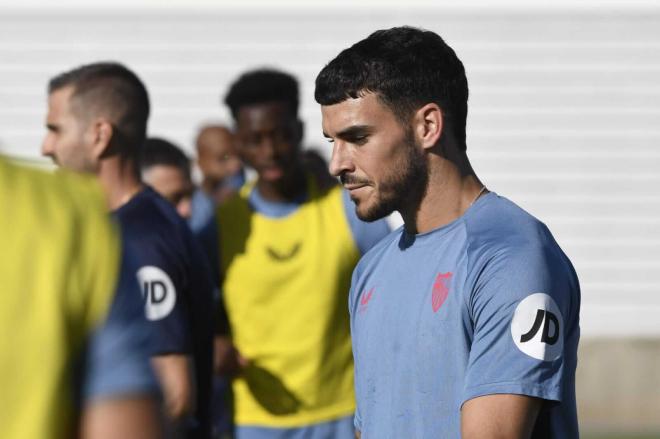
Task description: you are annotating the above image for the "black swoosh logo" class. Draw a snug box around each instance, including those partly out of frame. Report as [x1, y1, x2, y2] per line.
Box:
[266, 242, 301, 261]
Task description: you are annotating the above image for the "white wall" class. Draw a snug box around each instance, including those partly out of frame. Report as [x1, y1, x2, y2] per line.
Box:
[1, 3, 659, 337]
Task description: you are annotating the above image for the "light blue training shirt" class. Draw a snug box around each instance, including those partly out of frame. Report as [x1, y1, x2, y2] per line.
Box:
[349, 192, 580, 438]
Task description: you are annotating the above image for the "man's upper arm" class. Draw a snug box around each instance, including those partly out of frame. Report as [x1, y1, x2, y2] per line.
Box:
[81, 396, 161, 439]
[82, 251, 159, 402]
[126, 238, 192, 356]
[463, 245, 577, 406]
[462, 394, 541, 439]
[151, 353, 194, 420]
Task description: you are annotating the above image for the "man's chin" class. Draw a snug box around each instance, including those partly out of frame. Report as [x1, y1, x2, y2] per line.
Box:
[260, 167, 285, 182]
[354, 200, 392, 223]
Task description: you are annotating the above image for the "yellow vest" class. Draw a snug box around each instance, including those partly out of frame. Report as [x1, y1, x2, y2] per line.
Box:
[0, 157, 120, 439]
[218, 180, 360, 427]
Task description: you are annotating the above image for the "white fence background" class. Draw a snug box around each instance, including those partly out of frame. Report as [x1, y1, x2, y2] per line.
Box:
[1, 3, 659, 339]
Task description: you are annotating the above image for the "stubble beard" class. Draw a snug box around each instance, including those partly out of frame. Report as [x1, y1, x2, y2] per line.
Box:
[58, 145, 97, 174]
[354, 133, 428, 222]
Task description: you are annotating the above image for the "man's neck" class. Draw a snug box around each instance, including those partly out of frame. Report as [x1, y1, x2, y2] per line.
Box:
[201, 178, 219, 195]
[401, 153, 485, 235]
[97, 156, 144, 211]
[255, 165, 306, 203]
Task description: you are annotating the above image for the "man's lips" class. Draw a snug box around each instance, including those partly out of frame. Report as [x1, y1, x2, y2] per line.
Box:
[260, 163, 285, 178]
[340, 174, 370, 191]
[344, 183, 367, 191]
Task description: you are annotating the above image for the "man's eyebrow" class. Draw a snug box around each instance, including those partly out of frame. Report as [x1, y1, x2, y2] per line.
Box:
[335, 125, 372, 139]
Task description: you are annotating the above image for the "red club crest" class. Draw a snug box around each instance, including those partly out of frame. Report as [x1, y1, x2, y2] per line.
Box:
[432, 272, 452, 313]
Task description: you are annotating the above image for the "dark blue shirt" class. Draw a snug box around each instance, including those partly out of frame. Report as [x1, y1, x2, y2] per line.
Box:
[115, 187, 215, 438]
[83, 248, 159, 403]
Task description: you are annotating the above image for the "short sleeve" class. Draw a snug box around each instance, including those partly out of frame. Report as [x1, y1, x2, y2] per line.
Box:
[83, 252, 159, 401]
[341, 189, 390, 255]
[125, 237, 192, 356]
[463, 244, 577, 406]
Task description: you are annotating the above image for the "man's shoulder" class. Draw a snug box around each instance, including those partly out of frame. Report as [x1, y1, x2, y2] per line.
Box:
[115, 189, 200, 269]
[464, 193, 578, 293]
[116, 188, 183, 234]
[464, 193, 557, 256]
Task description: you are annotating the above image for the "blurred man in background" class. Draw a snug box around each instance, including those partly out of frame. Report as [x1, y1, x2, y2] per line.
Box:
[0, 155, 161, 439]
[316, 26, 580, 439]
[42, 62, 215, 439]
[142, 135, 234, 439]
[199, 68, 390, 439]
[141, 137, 195, 220]
[190, 125, 243, 233]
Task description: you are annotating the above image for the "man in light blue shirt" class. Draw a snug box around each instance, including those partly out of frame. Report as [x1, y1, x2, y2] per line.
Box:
[316, 26, 580, 439]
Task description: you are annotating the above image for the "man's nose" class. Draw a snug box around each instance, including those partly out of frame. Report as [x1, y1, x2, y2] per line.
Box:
[41, 134, 54, 158]
[328, 141, 354, 177]
[257, 135, 278, 160]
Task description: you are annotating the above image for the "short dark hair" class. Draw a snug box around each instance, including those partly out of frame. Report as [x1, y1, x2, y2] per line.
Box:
[141, 137, 191, 179]
[315, 26, 469, 149]
[48, 62, 150, 152]
[224, 68, 299, 120]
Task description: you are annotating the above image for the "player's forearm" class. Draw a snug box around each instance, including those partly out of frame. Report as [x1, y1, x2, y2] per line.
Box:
[81, 396, 162, 439]
[461, 394, 541, 439]
[151, 354, 194, 420]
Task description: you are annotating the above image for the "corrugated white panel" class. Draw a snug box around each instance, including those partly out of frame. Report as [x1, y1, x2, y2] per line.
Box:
[0, 7, 658, 337]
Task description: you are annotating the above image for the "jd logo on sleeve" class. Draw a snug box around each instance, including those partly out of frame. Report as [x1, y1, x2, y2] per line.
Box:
[511, 293, 564, 361]
[137, 266, 177, 321]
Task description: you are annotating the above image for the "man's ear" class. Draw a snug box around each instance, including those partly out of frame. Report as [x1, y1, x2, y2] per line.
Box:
[90, 118, 114, 160]
[413, 103, 443, 151]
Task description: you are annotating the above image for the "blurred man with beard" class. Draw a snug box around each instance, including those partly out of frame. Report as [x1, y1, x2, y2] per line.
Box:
[42, 62, 215, 439]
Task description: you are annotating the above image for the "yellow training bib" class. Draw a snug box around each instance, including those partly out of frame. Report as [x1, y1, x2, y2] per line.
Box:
[218, 180, 360, 427]
[0, 157, 119, 439]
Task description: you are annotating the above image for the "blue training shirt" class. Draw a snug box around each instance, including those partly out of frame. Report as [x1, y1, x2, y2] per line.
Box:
[83, 248, 159, 402]
[350, 192, 580, 438]
[114, 187, 215, 437]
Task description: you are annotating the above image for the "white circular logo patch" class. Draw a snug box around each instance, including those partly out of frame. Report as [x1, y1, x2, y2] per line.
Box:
[510, 293, 564, 361]
[137, 266, 177, 321]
